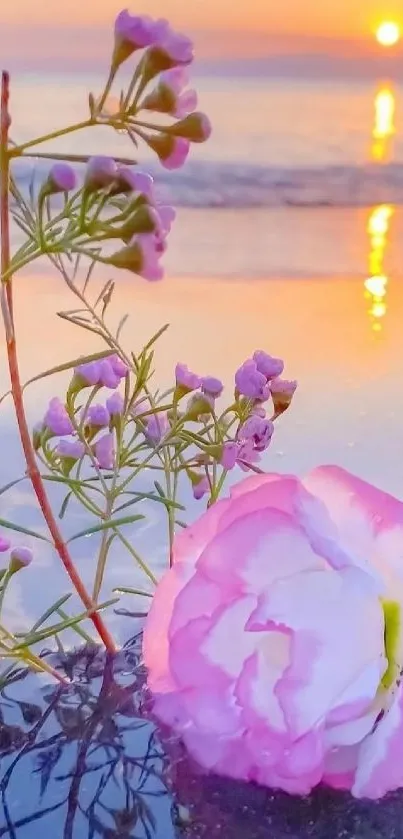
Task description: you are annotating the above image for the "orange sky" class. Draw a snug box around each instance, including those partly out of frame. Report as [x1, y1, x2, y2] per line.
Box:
[1, 0, 403, 37]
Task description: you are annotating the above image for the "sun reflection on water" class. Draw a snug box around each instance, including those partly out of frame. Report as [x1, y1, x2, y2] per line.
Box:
[372, 86, 395, 162]
[364, 205, 394, 331]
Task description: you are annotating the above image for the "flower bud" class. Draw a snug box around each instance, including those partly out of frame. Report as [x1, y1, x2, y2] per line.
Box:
[106, 234, 164, 281]
[270, 378, 298, 417]
[9, 547, 33, 575]
[174, 362, 201, 399]
[118, 205, 159, 243]
[84, 156, 118, 192]
[169, 112, 212, 143]
[112, 11, 156, 70]
[185, 391, 214, 421]
[0, 536, 10, 553]
[40, 163, 76, 198]
[142, 133, 190, 170]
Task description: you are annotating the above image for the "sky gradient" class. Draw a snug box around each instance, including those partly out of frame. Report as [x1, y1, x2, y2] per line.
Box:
[1, 0, 403, 70]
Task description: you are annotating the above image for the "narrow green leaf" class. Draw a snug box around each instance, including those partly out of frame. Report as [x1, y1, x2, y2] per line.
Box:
[67, 513, 144, 543]
[59, 492, 72, 520]
[13, 598, 119, 648]
[57, 608, 94, 644]
[144, 323, 170, 352]
[113, 586, 153, 598]
[22, 349, 115, 390]
[0, 477, 27, 498]
[114, 492, 185, 514]
[29, 594, 72, 634]
[0, 517, 50, 542]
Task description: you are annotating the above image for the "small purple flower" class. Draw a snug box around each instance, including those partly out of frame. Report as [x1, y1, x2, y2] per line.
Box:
[155, 26, 194, 64]
[137, 233, 165, 281]
[106, 391, 125, 416]
[155, 204, 176, 236]
[98, 360, 120, 389]
[175, 362, 201, 393]
[144, 412, 169, 444]
[0, 536, 10, 553]
[132, 397, 151, 418]
[86, 404, 110, 427]
[161, 138, 190, 170]
[253, 350, 284, 380]
[46, 163, 76, 194]
[220, 442, 239, 471]
[174, 89, 198, 119]
[202, 376, 224, 398]
[238, 415, 274, 452]
[44, 398, 73, 436]
[113, 10, 156, 68]
[161, 67, 189, 95]
[114, 167, 155, 199]
[270, 378, 298, 416]
[235, 360, 270, 401]
[95, 433, 115, 470]
[85, 156, 118, 192]
[193, 475, 210, 500]
[237, 440, 261, 472]
[56, 439, 86, 460]
[75, 360, 102, 386]
[9, 547, 33, 573]
[109, 354, 129, 379]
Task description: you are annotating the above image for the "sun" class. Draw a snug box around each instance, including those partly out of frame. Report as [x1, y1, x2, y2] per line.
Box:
[376, 21, 401, 47]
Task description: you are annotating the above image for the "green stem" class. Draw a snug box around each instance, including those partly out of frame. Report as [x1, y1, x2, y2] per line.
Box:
[10, 119, 94, 157]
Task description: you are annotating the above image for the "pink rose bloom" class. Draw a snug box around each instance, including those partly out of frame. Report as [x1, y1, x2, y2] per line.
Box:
[144, 466, 403, 800]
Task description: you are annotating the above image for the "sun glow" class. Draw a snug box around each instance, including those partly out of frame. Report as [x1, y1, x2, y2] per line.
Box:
[376, 22, 400, 47]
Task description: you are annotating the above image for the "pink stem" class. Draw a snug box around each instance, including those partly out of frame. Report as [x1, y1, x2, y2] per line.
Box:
[0, 71, 116, 654]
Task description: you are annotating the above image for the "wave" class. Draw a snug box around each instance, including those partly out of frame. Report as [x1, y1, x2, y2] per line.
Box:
[12, 158, 403, 209]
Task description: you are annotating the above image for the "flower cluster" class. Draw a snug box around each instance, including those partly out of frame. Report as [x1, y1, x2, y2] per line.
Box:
[107, 11, 211, 166]
[39, 157, 177, 281]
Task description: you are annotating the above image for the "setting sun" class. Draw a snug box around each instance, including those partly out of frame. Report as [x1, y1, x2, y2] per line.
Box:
[376, 21, 401, 47]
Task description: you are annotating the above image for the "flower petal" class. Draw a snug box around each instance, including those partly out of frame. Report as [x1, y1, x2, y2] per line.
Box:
[353, 684, 403, 798]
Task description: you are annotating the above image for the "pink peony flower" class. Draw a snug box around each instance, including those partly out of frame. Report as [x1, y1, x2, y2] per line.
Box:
[144, 466, 403, 800]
